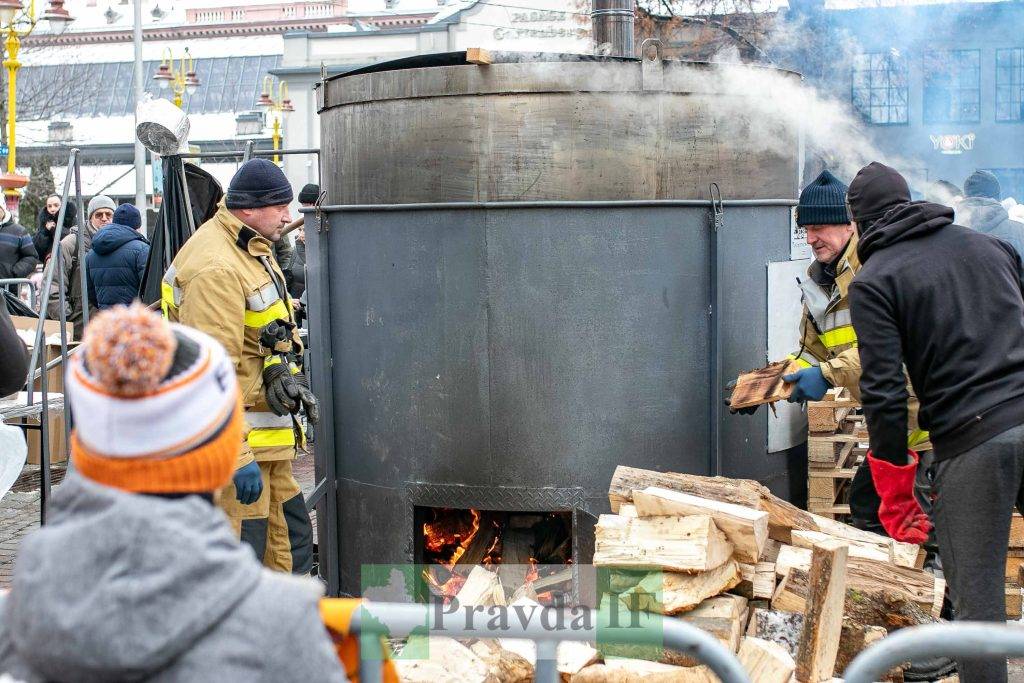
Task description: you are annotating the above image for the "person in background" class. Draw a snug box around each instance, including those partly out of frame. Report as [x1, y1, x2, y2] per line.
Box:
[0, 303, 346, 682]
[86, 204, 150, 310]
[957, 170, 1024, 257]
[848, 162, 1024, 683]
[0, 296, 28, 395]
[288, 183, 317, 327]
[0, 204, 38, 295]
[32, 195, 75, 260]
[47, 195, 114, 339]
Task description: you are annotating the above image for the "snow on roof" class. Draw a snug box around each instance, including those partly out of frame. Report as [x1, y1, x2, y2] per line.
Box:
[22, 34, 283, 66]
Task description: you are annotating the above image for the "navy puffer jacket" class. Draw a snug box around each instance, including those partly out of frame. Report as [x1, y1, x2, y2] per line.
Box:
[85, 223, 150, 309]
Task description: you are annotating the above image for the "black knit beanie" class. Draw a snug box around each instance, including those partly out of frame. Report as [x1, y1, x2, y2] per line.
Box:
[847, 162, 911, 225]
[297, 183, 320, 205]
[225, 159, 294, 209]
[797, 169, 850, 226]
[963, 170, 1001, 200]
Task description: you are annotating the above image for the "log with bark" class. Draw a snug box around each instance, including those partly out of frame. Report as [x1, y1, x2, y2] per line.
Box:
[795, 539, 848, 683]
[614, 560, 742, 614]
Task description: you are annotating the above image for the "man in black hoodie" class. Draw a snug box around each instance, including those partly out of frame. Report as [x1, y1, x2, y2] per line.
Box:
[848, 162, 1024, 683]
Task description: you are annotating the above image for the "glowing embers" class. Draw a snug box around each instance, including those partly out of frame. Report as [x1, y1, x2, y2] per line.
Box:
[417, 507, 573, 605]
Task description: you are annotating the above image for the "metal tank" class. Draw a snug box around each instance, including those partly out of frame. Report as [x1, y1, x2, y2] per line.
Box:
[308, 48, 801, 596]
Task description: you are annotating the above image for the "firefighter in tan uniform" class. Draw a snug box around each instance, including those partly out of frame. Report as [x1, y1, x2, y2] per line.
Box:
[162, 159, 318, 573]
[732, 170, 928, 535]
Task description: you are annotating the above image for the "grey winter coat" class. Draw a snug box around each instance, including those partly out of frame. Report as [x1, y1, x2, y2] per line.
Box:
[0, 473, 347, 683]
[957, 196, 1024, 257]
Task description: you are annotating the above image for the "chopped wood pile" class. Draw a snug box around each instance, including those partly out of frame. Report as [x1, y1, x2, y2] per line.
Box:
[396, 465, 952, 682]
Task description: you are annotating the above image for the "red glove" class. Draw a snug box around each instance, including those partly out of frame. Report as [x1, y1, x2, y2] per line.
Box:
[867, 450, 933, 545]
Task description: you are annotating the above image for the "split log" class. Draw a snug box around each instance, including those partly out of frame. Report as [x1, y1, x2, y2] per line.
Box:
[572, 661, 712, 682]
[791, 529, 889, 563]
[456, 511, 504, 567]
[469, 641, 533, 683]
[737, 636, 796, 683]
[773, 568, 936, 631]
[775, 545, 943, 619]
[678, 594, 747, 657]
[734, 561, 777, 600]
[495, 528, 533, 599]
[729, 359, 799, 409]
[609, 466, 923, 558]
[466, 47, 493, 64]
[457, 566, 506, 607]
[795, 539, 849, 683]
[633, 486, 769, 562]
[617, 560, 742, 614]
[593, 514, 734, 573]
[396, 636, 489, 683]
[558, 641, 600, 677]
[618, 504, 638, 518]
[747, 608, 903, 680]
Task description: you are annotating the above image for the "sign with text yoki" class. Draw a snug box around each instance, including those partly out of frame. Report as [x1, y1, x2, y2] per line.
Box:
[930, 133, 976, 155]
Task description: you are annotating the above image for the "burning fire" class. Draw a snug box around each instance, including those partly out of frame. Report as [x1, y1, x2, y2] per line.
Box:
[423, 508, 480, 568]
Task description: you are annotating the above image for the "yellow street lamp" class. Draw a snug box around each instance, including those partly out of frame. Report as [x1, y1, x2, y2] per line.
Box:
[0, 0, 74, 212]
[257, 75, 293, 165]
[153, 47, 199, 109]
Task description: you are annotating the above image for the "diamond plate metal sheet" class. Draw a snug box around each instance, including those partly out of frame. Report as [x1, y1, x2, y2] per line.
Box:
[406, 483, 586, 512]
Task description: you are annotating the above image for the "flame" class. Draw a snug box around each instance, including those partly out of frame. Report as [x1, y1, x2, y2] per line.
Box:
[422, 508, 481, 568]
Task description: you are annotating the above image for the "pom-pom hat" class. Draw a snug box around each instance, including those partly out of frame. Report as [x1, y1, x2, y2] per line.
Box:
[67, 303, 242, 494]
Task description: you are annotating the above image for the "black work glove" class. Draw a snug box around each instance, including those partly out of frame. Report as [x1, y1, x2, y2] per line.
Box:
[294, 373, 320, 425]
[724, 380, 759, 415]
[263, 362, 300, 416]
[259, 319, 295, 354]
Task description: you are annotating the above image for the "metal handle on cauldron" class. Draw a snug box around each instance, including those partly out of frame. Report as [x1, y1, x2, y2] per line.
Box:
[709, 183, 724, 476]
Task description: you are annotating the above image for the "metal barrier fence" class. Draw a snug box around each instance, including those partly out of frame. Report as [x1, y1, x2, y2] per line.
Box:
[347, 602, 751, 683]
[844, 622, 1024, 683]
[0, 278, 37, 310]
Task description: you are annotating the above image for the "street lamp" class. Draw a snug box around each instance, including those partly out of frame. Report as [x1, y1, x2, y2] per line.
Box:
[257, 75, 291, 165]
[152, 47, 199, 109]
[0, 0, 75, 214]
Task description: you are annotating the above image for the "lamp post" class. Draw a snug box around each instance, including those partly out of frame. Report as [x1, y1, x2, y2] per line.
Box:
[152, 47, 199, 109]
[0, 0, 73, 214]
[257, 75, 293, 165]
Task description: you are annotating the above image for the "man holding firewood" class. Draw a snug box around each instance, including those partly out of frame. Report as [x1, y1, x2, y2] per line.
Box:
[730, 169, 929, 537]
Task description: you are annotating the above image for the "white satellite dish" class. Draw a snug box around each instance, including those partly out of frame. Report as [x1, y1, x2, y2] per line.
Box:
[135, 97, 190, 156]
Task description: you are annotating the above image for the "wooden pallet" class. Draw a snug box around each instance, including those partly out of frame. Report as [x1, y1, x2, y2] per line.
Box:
[807, 389, 867, 520]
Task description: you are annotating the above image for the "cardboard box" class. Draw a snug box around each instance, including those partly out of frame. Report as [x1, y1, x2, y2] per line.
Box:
[9, 316, 73, 465]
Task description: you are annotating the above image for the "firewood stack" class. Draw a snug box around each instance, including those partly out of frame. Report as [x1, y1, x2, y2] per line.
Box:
[806, 388, 868, 521]
[396, 465, 950, 682]
[597, 466, 947, 683]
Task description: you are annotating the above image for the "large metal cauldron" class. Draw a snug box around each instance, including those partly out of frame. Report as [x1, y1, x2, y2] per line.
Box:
[308, 51, 800, 595]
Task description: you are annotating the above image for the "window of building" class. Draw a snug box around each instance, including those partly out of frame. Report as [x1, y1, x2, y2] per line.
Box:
[996, 49, 1024, 122]
[851, 52, 909, 125]
[923, 50, 980, 123]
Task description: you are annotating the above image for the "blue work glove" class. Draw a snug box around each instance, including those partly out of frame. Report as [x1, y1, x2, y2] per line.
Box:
[233, 461, 263, 505]
[782, 366, 830, 403]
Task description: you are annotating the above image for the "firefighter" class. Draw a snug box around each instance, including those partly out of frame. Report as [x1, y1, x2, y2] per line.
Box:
[732, 169, 928, 535]
[162, 158, 318, 574]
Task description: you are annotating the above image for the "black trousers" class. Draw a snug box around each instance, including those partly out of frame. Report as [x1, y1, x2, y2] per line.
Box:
[932, 423, 1024, 683]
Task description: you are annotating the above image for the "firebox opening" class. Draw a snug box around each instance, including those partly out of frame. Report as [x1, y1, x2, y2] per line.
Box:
[414, 506, 574, 605]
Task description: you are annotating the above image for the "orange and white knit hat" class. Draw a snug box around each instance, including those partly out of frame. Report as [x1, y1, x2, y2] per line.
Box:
[67, 303, 242, 494]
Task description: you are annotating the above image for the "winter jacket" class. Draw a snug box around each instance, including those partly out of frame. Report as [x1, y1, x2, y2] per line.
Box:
[0, 472, 347, 683]
[32, 204, 75, 260]
[289, 238, 306, 299]
[163, 203, 302, 468]
[0, 298, 28, 395]
[957, 196, 1024, 258]
[86, 223, 150, 309]
[48, 222, 101, 340]
[849, 201, 1024, 464]
[0, 217, 38, 282]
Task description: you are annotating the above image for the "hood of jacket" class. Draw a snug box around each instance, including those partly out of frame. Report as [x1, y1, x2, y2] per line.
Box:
[958, 196, 1011, 235]
[3, 473, 262, 681]
[857, 201, 955, 263]
[91, 223, 147, 256]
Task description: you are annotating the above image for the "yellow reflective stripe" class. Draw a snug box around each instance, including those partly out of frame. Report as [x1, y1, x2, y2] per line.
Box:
[908, 429, 930, 448]
[264, 356, 283, 368]
[786, 354, 815, 369]
[247, 427, 295, 448]
[818, 325, 857, 349]
[161, 282, 176, 319]
[246, 411, 293, 429]
[244, 299, 289, 328]
[246, 282, 281, 312]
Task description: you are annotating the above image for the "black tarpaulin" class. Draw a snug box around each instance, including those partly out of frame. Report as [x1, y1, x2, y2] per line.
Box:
[140, 157, 224, 305]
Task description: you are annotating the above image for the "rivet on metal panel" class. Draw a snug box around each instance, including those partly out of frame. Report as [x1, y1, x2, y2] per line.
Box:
[641, 39, 664, 92]
[710, 182, 724, 232]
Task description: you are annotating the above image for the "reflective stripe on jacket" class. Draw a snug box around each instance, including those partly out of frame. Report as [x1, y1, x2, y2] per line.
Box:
[789, 233, 928, 446]
[163, 203, 301, 466]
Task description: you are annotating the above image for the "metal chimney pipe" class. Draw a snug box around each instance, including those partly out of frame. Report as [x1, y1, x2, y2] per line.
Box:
[591, 0, 635, 58]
